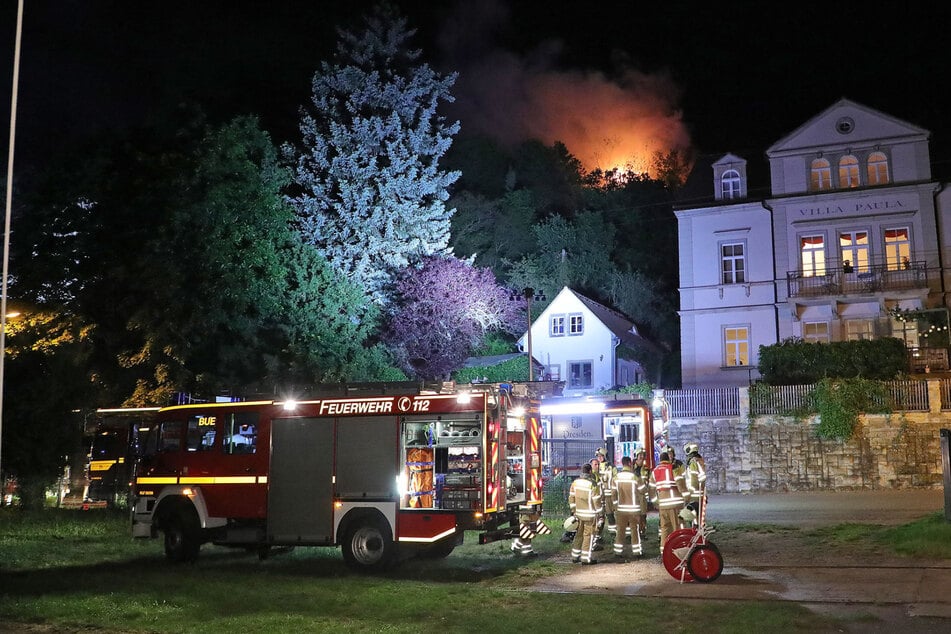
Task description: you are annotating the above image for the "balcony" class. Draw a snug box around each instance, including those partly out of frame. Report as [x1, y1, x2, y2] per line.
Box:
[787, 261, 928, 298]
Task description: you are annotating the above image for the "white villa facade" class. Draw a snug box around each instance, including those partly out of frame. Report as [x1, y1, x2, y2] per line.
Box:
[676, 99, 951, 388]
[517, 287, 650, 395]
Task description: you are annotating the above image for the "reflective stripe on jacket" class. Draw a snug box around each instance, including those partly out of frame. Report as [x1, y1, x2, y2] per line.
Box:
[569, 476, 602, 520]
[650, 461, 685, 508]
[613, 468, 642, 513]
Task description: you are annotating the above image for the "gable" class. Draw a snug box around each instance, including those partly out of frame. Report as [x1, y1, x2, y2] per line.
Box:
[767, 98, 929, 157]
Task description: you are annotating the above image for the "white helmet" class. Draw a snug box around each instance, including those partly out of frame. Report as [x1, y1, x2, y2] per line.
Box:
[563, 516, 579, 531]
[679, 507, 697, 523]
[684, 442, 699, 455]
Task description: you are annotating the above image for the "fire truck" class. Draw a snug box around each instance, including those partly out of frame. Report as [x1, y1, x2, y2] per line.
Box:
[85, 407, 159, 507]
[130, 382, 551, 571]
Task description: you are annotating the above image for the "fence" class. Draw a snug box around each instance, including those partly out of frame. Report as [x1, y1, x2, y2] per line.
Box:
[665, 387, 740, 417]
[748, 380, 930, 415]
[540, 438, 601, 516]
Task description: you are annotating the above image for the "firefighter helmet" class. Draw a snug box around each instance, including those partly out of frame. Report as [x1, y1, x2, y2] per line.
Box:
[684, 442, 699, 455]
[679, 507, 697, 524]
[595, 447, 606, 457]
[563, 516, 579, 531]
[634, 447, 646, 456]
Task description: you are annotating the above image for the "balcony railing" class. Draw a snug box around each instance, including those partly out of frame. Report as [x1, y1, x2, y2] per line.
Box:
[787, 260, 927, 298]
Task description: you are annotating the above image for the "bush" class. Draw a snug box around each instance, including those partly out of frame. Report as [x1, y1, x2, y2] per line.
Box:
[758, 337, 907, 385]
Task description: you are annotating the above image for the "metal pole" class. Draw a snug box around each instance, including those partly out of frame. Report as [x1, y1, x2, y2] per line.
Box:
[1, 0, 25, 493]
[524, 287, 534, 381]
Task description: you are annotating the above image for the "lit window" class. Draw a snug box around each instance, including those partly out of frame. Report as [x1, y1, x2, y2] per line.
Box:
[846, 319, 874, 341]
[867, 152, 889, 185]
[839, 231, 869, 273]
[803, 321, 830, 343]
[724, 326, 749, 366]
[186, 415, 217, 452]
[810, 158, 832, 191]
[721, 242, 746, 284]
[884, 227, 911, 271]
[568, 313, 584, 335]
[549, 315, 565, 337]
[800, 235, 826, 277]
[838, 155, 860, 188]
[568, 361, 593, 389]
[225, 412, 259, 455]
[721, 170, 741, 199]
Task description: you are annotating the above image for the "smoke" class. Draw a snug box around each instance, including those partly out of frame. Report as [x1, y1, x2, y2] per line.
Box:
[435, 1, 692, 176]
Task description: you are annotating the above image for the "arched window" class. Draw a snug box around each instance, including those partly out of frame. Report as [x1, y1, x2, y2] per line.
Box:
[810, 158, 832, 191]
[867, 151, 889, 185]
[720, 169, 741, 199]
[838, 155, 860, 188]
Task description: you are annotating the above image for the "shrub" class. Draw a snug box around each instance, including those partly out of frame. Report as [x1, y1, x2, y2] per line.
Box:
[758, 337, 906, 385]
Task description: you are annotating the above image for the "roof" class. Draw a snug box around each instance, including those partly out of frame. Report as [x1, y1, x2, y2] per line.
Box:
[568, 289, 660, 352]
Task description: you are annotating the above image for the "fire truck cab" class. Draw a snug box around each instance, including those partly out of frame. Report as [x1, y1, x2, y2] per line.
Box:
[130, 382, 549, 571]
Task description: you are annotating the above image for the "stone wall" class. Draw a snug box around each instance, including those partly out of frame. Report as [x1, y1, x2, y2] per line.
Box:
[667, 413, 948, 493]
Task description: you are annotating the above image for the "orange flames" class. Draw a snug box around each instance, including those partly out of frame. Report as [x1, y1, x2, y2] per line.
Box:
[439, 3, 693, 180]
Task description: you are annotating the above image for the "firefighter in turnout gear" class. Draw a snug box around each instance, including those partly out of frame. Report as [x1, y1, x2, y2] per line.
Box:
[568, 463, 602, 564]
[611, 455, 644, 558]
[649, 450, 687, 549]
[665, 444, 689, 529]
[511, 505, 551, 556]
[682, 442, 707, 527]
[632, 448, 650, 539]
[595, 447, 618, 536]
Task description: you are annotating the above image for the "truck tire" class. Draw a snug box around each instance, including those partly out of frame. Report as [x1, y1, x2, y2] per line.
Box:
[341, 514, 395, 572]
[163, 508, 201, 563]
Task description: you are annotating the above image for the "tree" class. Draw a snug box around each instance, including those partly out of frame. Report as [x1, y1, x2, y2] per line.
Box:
[285, 3, 460, 304]
[12, 110, 392, 406]
[384, 256, 519, 379]
[2, 308, 92, 509]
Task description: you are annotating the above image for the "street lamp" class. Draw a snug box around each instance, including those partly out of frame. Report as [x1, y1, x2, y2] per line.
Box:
[0, 0, 24, 495]
[513, 287, 546, 381]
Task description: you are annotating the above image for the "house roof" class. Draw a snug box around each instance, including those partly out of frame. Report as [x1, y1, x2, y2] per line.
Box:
[567, 288, 660, 352]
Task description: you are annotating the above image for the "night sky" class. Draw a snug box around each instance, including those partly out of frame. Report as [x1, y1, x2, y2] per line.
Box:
[2, 1, 950, 180]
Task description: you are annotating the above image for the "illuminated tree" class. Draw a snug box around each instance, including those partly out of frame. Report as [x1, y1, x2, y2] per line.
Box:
[285, 3, 460, 304]
[384, 256, 519, 379]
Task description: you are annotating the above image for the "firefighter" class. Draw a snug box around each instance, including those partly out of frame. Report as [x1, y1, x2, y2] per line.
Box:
[596, 447, 618, 535]
[611, 455, 643, 559]
[649, 450, 686, 550]
[682, 442, 707, 527]
[632, 447, 650, 540]
[568, 463, 602, 564]
[666, 444, 688, 529]
[588, 457, 606, 550]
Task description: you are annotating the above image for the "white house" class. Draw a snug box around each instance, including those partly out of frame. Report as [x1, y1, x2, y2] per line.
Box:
[676, 99, 951, 387]
[517, 287, 652, 395]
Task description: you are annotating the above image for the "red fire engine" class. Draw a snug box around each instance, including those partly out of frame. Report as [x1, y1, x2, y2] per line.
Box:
[131, 382, 549, 570]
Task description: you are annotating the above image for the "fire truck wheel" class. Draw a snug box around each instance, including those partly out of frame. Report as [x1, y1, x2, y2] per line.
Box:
[163, 509, 201, 563]
[686, 541, 723, 583]
[341, 514, 395, 572]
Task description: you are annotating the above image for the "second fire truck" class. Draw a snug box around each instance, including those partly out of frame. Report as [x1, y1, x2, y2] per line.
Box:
[130, 382, 550, 571]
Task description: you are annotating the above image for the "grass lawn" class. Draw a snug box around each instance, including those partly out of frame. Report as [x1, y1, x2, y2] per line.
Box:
[4, 507, 946, 633]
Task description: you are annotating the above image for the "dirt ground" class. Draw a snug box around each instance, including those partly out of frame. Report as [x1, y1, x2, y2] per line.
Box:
[529, 518, 951, 633]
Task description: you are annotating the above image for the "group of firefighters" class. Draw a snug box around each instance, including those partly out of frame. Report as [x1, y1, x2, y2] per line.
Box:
[512, 442, 707, 565]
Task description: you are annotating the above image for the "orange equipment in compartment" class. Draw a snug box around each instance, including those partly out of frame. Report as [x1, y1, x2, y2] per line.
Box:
[406, 447, 435, 508]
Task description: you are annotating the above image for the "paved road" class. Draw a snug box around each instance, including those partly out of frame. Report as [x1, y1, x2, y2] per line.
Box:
[532, 490, 951, 633]
[706, 489, 947, 528]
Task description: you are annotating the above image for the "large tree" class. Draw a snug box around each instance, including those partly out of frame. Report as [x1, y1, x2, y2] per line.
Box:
[12, 111, 390, 407]
[285, 3, 460, 304]
[384, 256, 519, 380]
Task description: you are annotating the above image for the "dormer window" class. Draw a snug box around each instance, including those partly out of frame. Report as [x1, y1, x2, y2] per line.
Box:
[867, 151, 889, 185]
[720, 170, 741, 200]
[838, 155, 860, 188]
[810, 158, 832, 191]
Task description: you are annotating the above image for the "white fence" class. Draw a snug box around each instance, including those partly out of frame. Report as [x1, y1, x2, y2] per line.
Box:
[667, 379, 939, 418]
